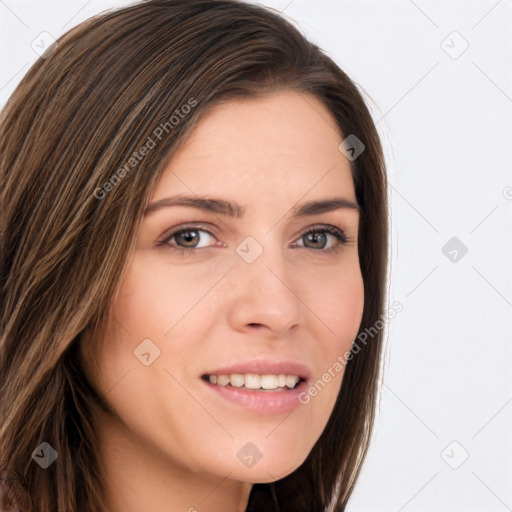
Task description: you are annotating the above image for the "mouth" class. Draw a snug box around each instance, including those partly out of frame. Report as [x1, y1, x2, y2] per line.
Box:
[201, 373, 306, 392]
[200, 361, 311, 415]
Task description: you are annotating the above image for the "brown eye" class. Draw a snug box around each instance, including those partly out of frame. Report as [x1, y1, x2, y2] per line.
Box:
[303, 231, 328, 249]
[157, 226, 220, 253]
[174, 229, 202, 248]
[292, 226, 348, 251]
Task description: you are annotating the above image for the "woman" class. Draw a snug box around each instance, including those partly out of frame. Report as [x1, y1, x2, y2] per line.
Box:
[0, 1, 389, 510]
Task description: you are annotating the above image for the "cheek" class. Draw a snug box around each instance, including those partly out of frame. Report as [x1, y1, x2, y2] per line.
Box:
[113, 255, 220, 337]
[304, 260, 365, 351]
[332, 271, 365, 342]
[114, 258, 173, 336]
[295, 262, 364, 416]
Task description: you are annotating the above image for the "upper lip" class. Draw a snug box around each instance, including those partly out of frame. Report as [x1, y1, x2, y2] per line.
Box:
[203, 360, 312, 381]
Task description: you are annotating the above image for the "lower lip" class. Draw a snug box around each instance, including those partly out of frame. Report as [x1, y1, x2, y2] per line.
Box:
[203, 379, 308, 415]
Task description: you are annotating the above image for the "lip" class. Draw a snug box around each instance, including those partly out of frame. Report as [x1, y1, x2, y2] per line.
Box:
[203, 360, 312, 381]
[201, 359, 311, 415]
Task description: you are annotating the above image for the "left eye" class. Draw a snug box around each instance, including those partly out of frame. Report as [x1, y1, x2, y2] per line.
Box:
[292, 227, 347, 250]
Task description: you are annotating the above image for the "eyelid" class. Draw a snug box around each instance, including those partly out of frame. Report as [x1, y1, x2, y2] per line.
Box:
[157, 221, 216, 239]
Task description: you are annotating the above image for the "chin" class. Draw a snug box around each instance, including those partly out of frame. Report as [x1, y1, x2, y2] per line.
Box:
[228, 453, 308, 484]
[236, 469, 295, 485]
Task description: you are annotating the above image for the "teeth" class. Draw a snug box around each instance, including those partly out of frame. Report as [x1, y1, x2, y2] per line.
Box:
[245, 374, 261, 389]
[229, 374, 244, 387]
[216, 374, 230, 386]
[208, 373, 300, 390]
[261, 375, 278, 389]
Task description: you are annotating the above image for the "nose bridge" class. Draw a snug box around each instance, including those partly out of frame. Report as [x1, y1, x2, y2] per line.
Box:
[237, 230, 290, 286]
[227, 232, 303, 334]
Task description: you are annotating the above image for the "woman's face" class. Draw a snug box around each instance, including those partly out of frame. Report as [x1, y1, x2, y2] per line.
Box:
[82, 90, 364, 485]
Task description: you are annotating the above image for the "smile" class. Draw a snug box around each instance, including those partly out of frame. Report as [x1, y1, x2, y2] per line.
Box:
[205, 373, 302, 391]
[201, 364, 310, 414]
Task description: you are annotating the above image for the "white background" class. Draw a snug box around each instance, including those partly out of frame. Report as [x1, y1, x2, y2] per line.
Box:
[1, 1, 511, 510]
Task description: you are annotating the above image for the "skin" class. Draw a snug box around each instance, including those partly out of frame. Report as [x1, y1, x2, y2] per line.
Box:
[80, 90, 364, 512]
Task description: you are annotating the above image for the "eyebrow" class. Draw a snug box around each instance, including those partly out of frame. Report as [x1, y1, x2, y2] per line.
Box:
[144, 195, 360, 217]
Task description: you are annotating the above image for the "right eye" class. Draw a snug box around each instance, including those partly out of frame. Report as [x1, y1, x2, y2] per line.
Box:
[156, 224, 225, 256]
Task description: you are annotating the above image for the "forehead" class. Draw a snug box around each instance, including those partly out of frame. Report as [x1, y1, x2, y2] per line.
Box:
[152, 90, 355, 204]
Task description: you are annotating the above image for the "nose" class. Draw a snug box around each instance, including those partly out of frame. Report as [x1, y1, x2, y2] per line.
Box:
[226, 242, 303, 338]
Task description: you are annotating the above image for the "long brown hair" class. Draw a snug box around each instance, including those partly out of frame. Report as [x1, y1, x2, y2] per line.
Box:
[0, 1, 388, 510]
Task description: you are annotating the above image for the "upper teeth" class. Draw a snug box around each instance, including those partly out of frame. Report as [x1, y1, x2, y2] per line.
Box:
[208, 373, 300, 390]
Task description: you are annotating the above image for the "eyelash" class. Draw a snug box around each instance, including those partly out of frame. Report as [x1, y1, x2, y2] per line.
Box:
[156, 223, 349, 257]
